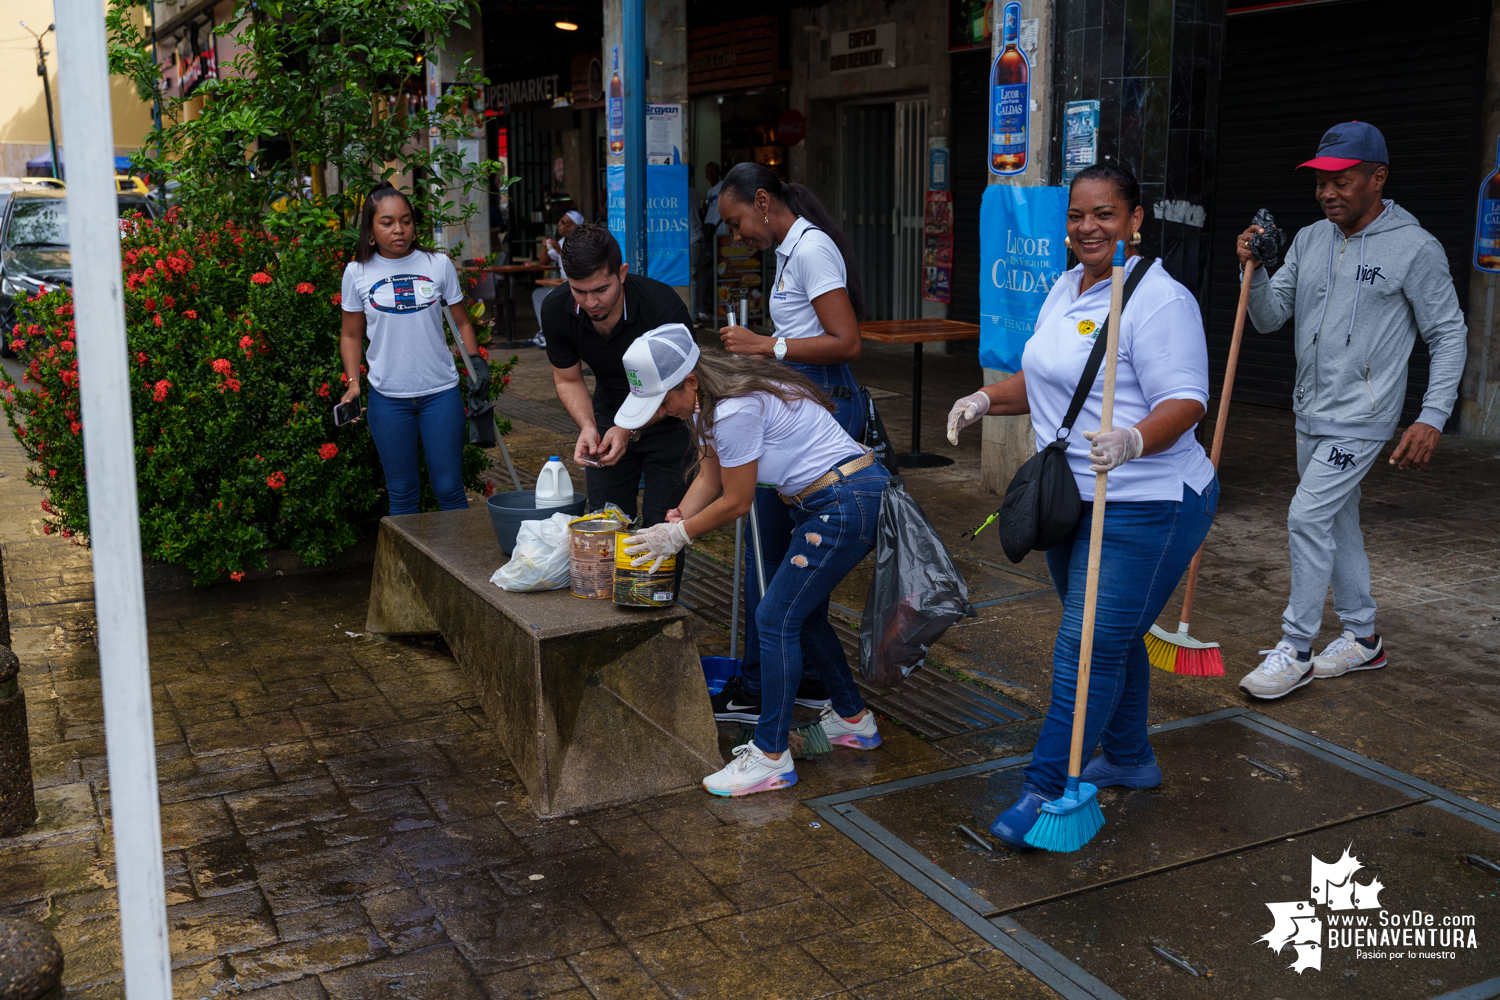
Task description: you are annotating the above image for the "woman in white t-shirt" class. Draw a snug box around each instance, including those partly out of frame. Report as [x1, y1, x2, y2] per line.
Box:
[945, 165, 1219, 848]
[704, 162, 869, 724]
[340, 183, 485, 515]
[613, 325, 887, 797]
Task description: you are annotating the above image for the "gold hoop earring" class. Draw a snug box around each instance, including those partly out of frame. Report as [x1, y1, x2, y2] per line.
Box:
[1131, 231, 1143, 245]
[1063, 236, 1072, 248]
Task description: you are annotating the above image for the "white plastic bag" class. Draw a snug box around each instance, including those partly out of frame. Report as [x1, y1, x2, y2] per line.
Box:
[491, 512, 574, 592]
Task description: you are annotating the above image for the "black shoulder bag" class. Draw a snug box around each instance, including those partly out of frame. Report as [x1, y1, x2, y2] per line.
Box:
[993, 258, 1154, 564]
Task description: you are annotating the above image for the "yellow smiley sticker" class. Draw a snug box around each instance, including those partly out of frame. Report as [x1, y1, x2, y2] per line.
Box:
[1077, 319, 1097, 337]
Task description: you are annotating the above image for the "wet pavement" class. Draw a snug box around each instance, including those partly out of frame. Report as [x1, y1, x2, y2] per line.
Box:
[2, 337, 1500, 997]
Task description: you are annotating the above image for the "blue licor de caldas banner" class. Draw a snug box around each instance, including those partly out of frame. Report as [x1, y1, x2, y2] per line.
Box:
[607, 164, 690, 285]
[979, 183, 1069, 373]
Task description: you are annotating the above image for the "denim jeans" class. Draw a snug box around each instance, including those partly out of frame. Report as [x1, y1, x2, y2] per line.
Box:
[752, 460, 885, 754]
[1022, 479, 1219, 797]
[366, 385, 469, 515]
[740, 360, 866, 690]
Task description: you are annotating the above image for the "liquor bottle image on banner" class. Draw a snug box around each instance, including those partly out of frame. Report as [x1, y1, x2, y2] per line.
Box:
[989, 1, 1029, 176]
[608, 46, 625, 156]
[1477, 137, 1500, 273]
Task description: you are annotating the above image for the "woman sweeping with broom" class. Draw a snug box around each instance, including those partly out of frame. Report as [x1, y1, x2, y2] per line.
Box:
[946, 165, 1217, 849]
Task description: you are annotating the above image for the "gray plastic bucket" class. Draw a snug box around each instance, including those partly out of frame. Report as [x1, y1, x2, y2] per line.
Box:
[486, 490, 588, 555]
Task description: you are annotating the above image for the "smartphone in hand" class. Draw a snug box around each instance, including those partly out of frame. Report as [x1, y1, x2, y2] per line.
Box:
[333, 400, 361, 426]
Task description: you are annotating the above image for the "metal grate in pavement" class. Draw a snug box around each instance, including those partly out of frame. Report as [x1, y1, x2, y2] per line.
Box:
[678, 552, 1032, 739]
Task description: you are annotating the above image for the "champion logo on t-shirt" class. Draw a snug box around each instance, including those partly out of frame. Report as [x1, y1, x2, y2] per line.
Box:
[368, 275, 439, 314]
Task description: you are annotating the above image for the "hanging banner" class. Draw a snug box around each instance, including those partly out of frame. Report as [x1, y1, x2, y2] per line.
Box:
[979, 183, 1068, 373]
[608, 164, 691, 286]
[988, 1, 1030, 177]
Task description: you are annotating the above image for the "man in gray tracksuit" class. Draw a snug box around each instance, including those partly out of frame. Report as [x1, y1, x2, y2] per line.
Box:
[1236, 121, 1467, 700]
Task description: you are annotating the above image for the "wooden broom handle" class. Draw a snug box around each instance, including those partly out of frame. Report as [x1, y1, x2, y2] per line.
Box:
[1067, 250, 1127, 780]
[1177, 263, 1255, 624]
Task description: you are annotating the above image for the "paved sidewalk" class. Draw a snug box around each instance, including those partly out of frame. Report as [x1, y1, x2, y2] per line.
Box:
[3, 335, 1500, 996]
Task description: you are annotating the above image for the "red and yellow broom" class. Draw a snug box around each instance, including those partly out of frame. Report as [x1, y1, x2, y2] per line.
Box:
[1144, 261, 1256, 677]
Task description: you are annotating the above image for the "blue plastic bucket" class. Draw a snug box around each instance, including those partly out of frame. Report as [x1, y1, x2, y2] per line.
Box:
[700, 656, 741, 695]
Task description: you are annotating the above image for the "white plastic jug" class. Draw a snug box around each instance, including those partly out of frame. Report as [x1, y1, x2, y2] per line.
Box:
[534, 457, 574, 509]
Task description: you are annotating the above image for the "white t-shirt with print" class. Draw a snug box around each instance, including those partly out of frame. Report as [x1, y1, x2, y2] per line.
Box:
[769, 217, 847, 340]
[341, 249, 464, 398]
[703, 390, 863, 494]
[1022, 257, 1215, 502]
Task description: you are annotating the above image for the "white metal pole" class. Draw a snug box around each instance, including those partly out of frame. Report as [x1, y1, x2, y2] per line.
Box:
[54, 4, 172, 997]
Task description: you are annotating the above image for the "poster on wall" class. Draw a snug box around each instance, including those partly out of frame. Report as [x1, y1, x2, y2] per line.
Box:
[647, 103, 683, 165]
[978, 184, 1068, 373]
[923, 190, 953, 304]
[988, 1, 1029, 177]
[607, 164, 691, 285]
[1063, 100, 1100, 182]
[715, 238, 765, 324]
[1476, 141, 1500, 273]
[948, 0, 993, 52]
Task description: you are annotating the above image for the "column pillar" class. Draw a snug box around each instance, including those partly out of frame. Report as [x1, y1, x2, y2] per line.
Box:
[1458, 4, 1500, 438]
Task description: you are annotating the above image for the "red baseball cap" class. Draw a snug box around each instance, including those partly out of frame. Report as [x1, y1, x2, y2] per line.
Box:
[1299, 121, 1388, 171]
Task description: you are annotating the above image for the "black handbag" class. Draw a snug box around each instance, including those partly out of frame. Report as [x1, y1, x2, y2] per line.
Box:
[996, 259, 1154, 564]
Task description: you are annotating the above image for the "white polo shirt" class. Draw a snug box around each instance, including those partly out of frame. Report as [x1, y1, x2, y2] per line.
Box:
[1022, 257, 1215, 502]
[702, 389, 862, 494]
[769, 217, 847, 340]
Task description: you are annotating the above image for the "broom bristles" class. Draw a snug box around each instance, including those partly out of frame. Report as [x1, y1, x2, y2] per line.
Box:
[733, 722, 832, 759]
[1145, 623, 1224, 676]
[1024, 781, 1105, 852]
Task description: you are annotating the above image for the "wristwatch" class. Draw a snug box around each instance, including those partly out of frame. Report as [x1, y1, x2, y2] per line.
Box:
[773, 337, 788, 361]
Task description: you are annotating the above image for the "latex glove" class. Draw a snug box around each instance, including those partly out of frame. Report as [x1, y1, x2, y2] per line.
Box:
[622, 521, 692, 573]
[946, 390, 991, 445]
[1083, 426, 1144, 473]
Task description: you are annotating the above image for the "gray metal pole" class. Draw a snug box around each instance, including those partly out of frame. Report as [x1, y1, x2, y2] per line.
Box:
[54, 3, 172, 996]
[746, 501, 768, 597]
[729, 516, 743, 659]
[622, 0, 646, 274]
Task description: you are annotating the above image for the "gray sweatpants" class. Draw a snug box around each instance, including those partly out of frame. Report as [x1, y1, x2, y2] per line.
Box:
[1282, 434, 1382, 652]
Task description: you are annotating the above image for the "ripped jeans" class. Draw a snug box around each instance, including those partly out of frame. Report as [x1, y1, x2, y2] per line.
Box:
[752, 459, 886, 754]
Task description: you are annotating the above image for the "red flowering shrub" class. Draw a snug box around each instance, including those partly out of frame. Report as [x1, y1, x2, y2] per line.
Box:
[1, 212, 517, 584]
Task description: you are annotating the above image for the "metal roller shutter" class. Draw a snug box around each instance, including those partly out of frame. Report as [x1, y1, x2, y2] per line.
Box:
[1208, 0, 1489, 425]
[949, 49, 990, 326]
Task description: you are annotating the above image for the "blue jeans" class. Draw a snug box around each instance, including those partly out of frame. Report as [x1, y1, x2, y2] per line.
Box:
[1022, 480, 1219, 797]
[753, 460, 886, 754]
[366, 385, 470, 515]
[740, 361, 866, 689]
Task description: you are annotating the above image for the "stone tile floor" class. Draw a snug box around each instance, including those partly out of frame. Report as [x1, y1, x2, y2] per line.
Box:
[4, 337, 1500, 997]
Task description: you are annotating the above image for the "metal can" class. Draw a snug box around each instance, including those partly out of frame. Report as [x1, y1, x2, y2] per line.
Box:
[568, 518, 624, 599]
[613, 530, 676, 607]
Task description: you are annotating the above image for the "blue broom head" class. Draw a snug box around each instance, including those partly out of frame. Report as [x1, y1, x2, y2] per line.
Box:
[1025, 776, 1105, 852]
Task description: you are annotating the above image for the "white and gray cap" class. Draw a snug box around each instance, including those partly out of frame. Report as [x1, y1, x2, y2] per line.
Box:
[614, 323, 701, 430]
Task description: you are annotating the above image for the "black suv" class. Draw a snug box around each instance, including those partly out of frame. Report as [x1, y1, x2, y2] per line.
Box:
[0, 185, 161, 353]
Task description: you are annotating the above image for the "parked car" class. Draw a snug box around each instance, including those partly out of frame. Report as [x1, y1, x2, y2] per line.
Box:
[0, 185, 161, 355]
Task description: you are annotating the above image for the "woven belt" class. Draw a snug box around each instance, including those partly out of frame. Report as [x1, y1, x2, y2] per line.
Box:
[780, 451, 876, 505]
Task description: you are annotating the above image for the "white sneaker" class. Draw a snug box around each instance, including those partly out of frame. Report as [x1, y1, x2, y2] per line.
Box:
[1312, 630, 1387, 678]
[702, 742, 797, 797]
[1238, 639, 1314, 700]
[819, 707, 882, 749]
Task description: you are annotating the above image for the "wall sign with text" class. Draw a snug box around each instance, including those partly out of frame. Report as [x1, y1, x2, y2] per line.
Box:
[830, 24, 897, 74]
[988, 2, 1030, 177]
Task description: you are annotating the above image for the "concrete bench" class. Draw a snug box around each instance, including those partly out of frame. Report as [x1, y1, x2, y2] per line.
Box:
[365, 507, 722, 817]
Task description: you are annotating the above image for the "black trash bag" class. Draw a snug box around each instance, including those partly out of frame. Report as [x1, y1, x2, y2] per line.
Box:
[465, 353, 496, 447]
[858, 476, 976, 688]
[1247, 208, 1289, 269]
[859, 386, 898, 475]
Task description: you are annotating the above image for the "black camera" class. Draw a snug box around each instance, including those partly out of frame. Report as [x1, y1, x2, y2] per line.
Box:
[1247, 208, 1288, 269]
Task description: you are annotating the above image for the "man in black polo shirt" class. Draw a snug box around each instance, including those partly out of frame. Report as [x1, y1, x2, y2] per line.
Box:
[543, 224, 695, 525]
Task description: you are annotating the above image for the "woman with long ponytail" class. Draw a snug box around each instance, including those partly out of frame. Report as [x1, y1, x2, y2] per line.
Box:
[702, 162, 869, 726]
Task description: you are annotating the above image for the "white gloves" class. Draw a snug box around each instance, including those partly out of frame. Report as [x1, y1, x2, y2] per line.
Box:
[946, 391, 991, 445]
[1083, 426, 1145, 473]
[622, 521, 692, 572]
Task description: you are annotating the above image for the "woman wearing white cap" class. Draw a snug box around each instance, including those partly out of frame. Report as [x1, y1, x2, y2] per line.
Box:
[530, 210, 586, 349]
[617, 324, 886, 796]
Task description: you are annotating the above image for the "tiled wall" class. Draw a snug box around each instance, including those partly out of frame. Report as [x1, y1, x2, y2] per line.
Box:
[1057, 0, 1224, 307]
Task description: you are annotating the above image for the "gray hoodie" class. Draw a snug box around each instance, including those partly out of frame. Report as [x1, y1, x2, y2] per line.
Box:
[1247, 200, 1466, 440]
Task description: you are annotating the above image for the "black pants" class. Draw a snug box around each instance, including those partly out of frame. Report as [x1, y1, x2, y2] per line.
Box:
[584, 418, 693, 527]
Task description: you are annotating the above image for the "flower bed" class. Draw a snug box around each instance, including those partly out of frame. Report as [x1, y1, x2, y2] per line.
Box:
[1, 211, 515, 585]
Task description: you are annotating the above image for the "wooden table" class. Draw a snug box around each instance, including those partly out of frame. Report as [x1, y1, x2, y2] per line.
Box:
[859, 319, 981, 468]
[464, 263, 557, 346]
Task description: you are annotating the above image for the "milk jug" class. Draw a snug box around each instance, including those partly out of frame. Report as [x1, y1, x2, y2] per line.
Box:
[535, 457, 574, 509]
